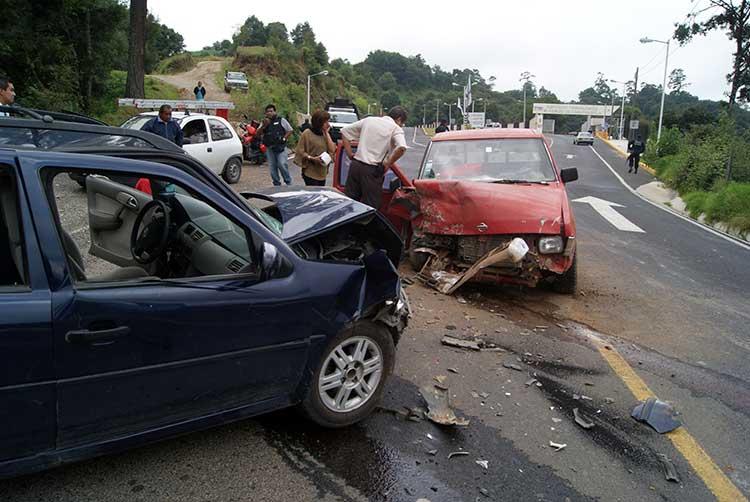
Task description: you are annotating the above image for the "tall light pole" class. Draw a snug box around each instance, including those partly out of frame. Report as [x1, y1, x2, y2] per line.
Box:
[306, 70, 328, 116]
[443, 102, 453, 127]
[609, 79, 628, 140]
[640, 37, 670, 142]
[422, 104, 427, 125]
[519, 71, 535, 127]
[435, 100, 440, 124]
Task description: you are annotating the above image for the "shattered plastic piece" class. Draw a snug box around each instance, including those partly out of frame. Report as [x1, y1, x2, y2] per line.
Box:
[456, 296, 468, 304]
[441, 336, 480, 351]
[476, 460, 489, 469]
[479, 392, 490, 399]
[631, 398, 682, 433]
[420, 386, 470, 426]
[479, 488, 491, 498]
[605, 397, 615, 404]
[573, 407, 595, 429]
[426, 433, 435, 440]
[525, 378, 538, 386]
[434, 375, 447, 385]
[657, 453, 681, 482]
[448, 451, 469, 459]
[503, 363, 523, 371]
[407, 407, 426, 422]
[447, 367, 459, 374]
[549, 441, 567, 451]
[471, 391, 480, 399]
[551, 418, 562, 423]
[427, 449, 438, 456]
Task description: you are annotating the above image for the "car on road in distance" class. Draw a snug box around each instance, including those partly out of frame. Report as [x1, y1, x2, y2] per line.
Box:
[223, 71, 249, 93]
[0, 112, 409, 478]
[333, 128, 579, 293]
[325, 98, 359, 142]
[122, 111, 244, 184]
[573, 131, 595, 145]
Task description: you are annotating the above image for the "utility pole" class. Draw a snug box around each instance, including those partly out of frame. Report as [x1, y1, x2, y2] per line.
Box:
[519, 71, 535, 127]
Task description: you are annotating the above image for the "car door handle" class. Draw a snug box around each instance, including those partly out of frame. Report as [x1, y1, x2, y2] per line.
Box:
[207, 147, 212, 152]
[65, 326, 131, 345]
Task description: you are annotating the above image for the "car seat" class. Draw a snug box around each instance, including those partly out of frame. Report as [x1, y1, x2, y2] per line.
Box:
[60, 228, 151, 283]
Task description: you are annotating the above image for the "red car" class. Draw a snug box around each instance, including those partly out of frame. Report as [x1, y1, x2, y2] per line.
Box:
[333, 128, 579, 293]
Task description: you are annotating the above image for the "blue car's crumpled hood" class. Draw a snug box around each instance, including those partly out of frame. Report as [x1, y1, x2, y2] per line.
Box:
[243, 187, 376, 244]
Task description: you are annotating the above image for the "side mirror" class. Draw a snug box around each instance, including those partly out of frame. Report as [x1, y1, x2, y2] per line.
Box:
[560, 168, 579, 183]
[389, 176, 402, 192]
[260, 242, 292, 281]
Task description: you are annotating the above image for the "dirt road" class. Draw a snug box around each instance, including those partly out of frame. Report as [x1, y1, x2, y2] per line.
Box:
[150, 60, 230, 101]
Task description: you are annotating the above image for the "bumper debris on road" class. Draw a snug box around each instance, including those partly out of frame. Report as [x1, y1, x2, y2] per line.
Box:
[631, 398, 682, 433]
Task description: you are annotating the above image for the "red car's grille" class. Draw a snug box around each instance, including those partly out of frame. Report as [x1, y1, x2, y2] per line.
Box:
[457, 235, 536, 264]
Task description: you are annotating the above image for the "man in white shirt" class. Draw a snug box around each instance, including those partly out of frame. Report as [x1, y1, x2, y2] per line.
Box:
[341, 106, 408, 208]
[0, 77, 16, 117]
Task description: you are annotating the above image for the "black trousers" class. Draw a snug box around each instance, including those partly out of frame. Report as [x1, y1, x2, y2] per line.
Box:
[302, 173, 325, 186]
[344, 158, 385, 208]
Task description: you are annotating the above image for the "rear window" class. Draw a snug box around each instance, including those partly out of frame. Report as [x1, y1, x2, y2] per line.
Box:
[227, 72, 247, 80]
[578, 132, 593, 137]
[330, 113, 358, 125]
[421, 138, 556, 183]
[0, 126, 155, 150]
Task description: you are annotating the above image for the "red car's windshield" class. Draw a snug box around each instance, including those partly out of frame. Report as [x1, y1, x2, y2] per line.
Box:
[422, 138, 556, 183]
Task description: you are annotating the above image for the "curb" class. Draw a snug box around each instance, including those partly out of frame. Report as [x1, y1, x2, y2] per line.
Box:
[595, 142, 750, 249]
[599, 136, 656, 176]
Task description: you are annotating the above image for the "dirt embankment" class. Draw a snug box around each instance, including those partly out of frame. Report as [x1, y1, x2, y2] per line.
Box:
[150, 61, 230, 101]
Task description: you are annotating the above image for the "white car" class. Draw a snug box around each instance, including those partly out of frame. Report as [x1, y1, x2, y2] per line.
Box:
[122, 112, 244, 184]
[224, 71, 249, 93]
[327, 108, 359, 142]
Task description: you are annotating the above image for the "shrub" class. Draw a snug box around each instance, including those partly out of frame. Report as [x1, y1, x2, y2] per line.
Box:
[154, 53, 195, 74]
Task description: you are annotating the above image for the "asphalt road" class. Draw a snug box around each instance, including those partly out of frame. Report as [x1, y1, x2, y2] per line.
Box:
[2, 128, 749, 501]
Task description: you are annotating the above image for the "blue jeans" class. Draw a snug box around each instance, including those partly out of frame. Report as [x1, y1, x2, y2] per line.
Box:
[268, 148, 292, 186]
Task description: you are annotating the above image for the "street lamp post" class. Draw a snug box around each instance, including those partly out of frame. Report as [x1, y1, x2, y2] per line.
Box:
[609, 79, 628, 140]
[436, 100, 440, 125]
[640, 37, 670, 142]
[306, 70, 328, 116]
[519, 71, 535, 127]
[443, 102, 453, 128]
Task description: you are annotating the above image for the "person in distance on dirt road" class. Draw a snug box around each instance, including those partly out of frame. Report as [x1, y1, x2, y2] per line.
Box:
[193, 81, 206, 101]
[341, 106, 408, 209]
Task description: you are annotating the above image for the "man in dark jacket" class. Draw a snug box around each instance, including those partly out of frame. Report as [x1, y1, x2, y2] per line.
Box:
[627, 135, 645, 174]
[141, 105, 183, 147]
[435, 118, 449, 134]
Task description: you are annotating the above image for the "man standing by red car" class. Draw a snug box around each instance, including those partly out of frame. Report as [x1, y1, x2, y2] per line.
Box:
[341, 106, 408, 208]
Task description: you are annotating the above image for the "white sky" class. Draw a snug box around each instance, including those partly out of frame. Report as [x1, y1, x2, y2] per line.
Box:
[149, 0, 732, 102]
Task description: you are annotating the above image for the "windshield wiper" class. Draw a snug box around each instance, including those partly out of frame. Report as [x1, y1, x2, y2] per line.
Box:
[491, 179, 549, 185]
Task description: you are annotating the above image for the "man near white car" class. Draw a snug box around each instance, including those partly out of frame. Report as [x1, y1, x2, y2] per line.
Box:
[258, 104, 293, 186]
[341, 106, 408, 208]
[141, 104, 183, 147]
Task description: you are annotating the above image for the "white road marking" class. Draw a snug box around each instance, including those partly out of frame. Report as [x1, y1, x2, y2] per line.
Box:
[587, 145, 750, 251]
[566, 154, 576, 159]
[573, 196, 645, 233]
[411, 127, 426, 147]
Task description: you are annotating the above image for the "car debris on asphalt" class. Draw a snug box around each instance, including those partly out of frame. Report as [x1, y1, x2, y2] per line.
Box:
[475, 460, 489, 469]
[656, 453, 681, 483]
[573, 407, 595, 429]
[448, 451, 469, 459]
[631, 397, 682, 433]
[503, 362, 523, 371]
[549, 441, 567, 452]
[420, 386, 470, 426]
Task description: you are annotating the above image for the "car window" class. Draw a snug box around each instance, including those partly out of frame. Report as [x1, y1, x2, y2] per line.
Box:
[183, 119, 208, 144]
[422, 138, 556, 182]
[0, 164, 27, 288]
[120, 115, 153, 130]
[43, 168, 259, 286]
[330, 113, 358, 124]
[208, 119, 233, 141]
[0, 126, 154, 150]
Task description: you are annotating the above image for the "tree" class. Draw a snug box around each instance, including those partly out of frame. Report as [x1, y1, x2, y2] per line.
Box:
[291, 22, 316, 47]
[668, 68, 690, 93]
[234, 16, 267, 47]
[125, 0, 146, 98]
[145, 15, 185, 73]
[380, 90, 401, 110]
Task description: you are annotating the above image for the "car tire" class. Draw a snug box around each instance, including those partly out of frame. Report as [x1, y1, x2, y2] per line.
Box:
[300, 321, 395, 428]
[553, 255, 577, 294]
[222, 157, 242, 184]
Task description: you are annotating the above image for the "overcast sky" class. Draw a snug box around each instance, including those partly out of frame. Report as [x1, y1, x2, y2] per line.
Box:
[149, 0, 731, 102]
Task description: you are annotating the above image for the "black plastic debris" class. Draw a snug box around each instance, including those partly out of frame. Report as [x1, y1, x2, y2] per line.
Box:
[420, 386, 470, 426]
[631, 398, 682, 433]
[573, 407, 595, 429]
[656, 453, 681, 483]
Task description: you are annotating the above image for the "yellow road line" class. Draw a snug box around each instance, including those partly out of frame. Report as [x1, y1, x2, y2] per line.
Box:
[596, 342, 746, 502]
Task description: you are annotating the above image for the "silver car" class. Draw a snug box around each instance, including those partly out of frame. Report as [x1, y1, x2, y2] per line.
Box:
[224, 71, 249, 93]
[573, 131, 595, 145]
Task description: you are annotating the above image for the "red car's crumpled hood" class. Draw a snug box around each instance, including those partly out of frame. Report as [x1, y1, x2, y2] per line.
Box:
[412, 179, 565, 235]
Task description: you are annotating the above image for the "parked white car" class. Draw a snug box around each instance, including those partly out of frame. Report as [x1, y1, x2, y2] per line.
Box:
[122, 112, 244, 184]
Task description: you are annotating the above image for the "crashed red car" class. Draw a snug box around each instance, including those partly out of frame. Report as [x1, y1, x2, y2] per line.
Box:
[333, 128, 579, 293]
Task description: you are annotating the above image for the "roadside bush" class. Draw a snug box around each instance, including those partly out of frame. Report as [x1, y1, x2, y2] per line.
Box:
[682, 184, 750, 233]
[644, 126, 683, 162]
[682, 191, 710, 219]
[154, 53, 195, 74]
[673, 130, 729, 193]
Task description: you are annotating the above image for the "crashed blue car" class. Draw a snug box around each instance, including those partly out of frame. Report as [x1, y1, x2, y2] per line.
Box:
[0, 111, 409, 478]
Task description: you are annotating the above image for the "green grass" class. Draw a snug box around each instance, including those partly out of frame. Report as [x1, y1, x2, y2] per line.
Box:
[682, 183, 750, 233]
[154, 53, 195, 75]
[92, 70, 181, 126]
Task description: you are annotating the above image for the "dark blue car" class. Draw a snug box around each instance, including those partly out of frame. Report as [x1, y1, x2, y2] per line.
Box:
[0, 113, 409, 478]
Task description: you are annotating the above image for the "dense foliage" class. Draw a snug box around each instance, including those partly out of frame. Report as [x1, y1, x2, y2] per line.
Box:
[0, 0, 184, 114]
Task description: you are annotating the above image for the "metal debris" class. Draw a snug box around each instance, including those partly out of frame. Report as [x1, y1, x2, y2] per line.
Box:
[549, 441, 567, 452]
[447, 367, 459, 374]
[448, 451, 469, 459]
[441, 336, 480, 351]
[476, 460, 489, 469]
[656, 453, 681, 482]
[573, 407, 595, 429]
[420, 386, 470, 426]
[503, 363, 523, 371]
[479, 488, 491, 498]
[631, 398, 682, 433]
[525, 378, 539, 386]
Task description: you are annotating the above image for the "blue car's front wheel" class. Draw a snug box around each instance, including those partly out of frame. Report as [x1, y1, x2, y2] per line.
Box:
[301, 321, 395, 428]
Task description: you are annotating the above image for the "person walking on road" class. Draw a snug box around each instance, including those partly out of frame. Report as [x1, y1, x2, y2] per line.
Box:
[257, 104, 293, 186]
[627, 135, 645, 174]
[295, 110, 336, 186]
[435, 118, 449, 134]
[0, 76, 16, 116]
[299, 118, 311, 133]
[141, 104, 184, 147]
[341, 106, 408, 209]
[193, 81, 206, 101]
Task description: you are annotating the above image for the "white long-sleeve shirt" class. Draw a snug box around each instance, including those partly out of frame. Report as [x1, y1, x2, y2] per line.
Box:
[341, 116, 407, 165]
